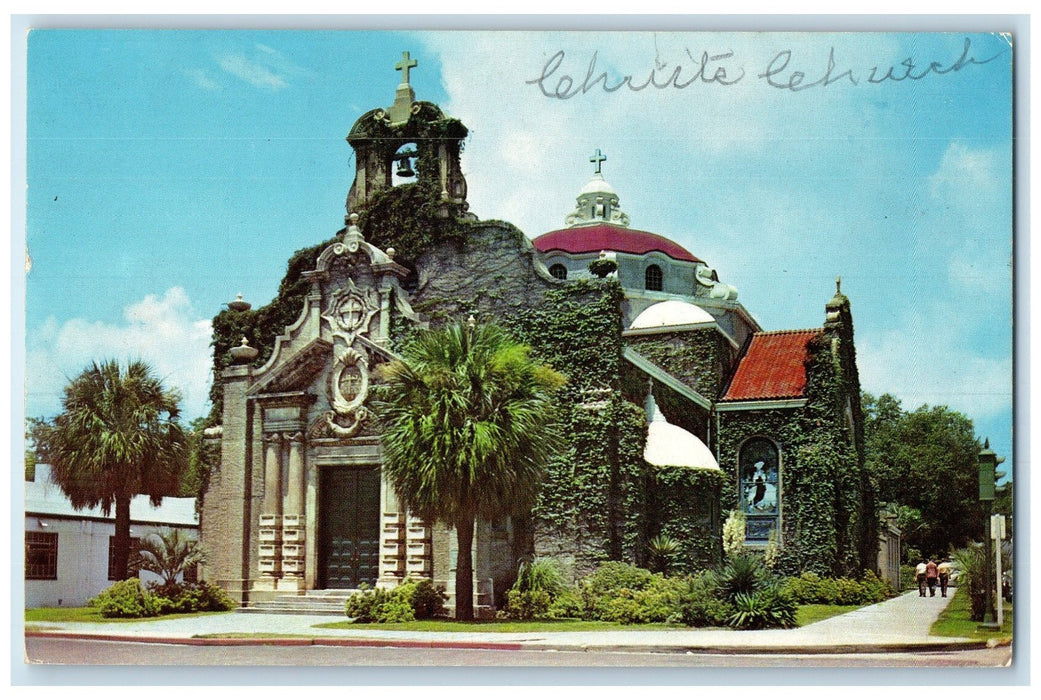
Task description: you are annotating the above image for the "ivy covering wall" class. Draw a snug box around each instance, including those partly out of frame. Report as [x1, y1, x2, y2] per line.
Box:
[716, 318, 876, 578]
[650, 466, 725, 571]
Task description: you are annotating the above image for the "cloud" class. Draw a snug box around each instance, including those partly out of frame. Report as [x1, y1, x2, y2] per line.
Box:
[185, 67, 220, 91]
[216, 49, 290, 90]
[857, 315, 1012, 421]
[420, 31, 1013, 446]
[25, 288, 213, 422]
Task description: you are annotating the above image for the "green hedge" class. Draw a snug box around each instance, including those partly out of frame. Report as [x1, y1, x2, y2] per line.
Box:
[344, 578, 447, 623]
[89, 579, 236, 618]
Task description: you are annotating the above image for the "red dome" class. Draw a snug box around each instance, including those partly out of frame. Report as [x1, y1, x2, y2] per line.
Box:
[533, 223, 701, 263]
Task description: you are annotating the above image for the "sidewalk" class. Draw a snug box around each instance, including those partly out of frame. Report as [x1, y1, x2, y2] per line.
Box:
[24, 590, 988, 655]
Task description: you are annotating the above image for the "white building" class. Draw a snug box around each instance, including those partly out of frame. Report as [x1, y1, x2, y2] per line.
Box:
[24, 464, 198, 608]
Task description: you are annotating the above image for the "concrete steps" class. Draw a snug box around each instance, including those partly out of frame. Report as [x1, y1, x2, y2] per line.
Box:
[239, 590, 360, 616]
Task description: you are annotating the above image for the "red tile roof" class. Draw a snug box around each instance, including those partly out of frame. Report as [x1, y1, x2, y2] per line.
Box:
[721, 330, 822, 401]
[533, 223, 701, 263]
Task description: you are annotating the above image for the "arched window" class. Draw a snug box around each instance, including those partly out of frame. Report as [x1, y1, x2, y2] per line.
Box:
[645, 264, 663, 291]
[549, 264, 568, 280]
[739, 438, 780, 543]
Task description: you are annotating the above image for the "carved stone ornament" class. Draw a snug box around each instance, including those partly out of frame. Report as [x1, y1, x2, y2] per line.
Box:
[321, 279, 379, 346]
[329, 346, 370, 416]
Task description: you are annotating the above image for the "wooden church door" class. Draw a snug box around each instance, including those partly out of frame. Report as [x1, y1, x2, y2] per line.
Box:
[318, 466, 381, 589]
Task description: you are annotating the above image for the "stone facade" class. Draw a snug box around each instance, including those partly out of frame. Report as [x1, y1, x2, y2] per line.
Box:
[201, 56, 876, 611]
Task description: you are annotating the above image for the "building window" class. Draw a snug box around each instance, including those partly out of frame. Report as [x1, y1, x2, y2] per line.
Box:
[25, 531, 58, 580]
[739, 438, 780, 543]
[108, 536, 141, 580]
[645, 264, 663, 291]
[549, 264, 568, 280]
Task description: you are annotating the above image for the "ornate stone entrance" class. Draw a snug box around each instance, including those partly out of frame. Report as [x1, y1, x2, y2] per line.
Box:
[318, 465, 381, 589]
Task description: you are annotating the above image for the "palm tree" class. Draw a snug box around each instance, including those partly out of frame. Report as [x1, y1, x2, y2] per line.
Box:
[134, 528, 203, 587]
[375, 321, 565, 620]
[40, 360, 188, 581]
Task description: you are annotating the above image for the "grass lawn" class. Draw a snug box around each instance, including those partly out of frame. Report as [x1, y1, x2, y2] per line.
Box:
[930, 587, 1013, 643]
[314, 619, 688, 632]
[315, 603, 859, 633]
[24, 607, 234, 624]
[796, 603, 861, 627]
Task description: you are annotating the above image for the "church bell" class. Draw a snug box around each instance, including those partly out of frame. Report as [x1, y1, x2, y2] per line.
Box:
[396, 156, 415, 178]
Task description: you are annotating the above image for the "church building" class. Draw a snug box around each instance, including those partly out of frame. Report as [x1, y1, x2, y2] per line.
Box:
[200, 54, 876, 612]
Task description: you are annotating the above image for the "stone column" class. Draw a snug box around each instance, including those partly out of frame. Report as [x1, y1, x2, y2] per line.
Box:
[199, 363, 252, 605]
[405, 514, 433, 580]
[256, 432, 283, 589]
[280, 432, 306, 589]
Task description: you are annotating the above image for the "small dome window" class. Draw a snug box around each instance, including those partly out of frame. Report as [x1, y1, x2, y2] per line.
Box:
[549, 264, 568, 280]
[645, 264, 663, 291]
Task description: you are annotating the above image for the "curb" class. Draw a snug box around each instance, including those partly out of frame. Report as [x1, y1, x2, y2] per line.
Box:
[24, 630, 988, 655]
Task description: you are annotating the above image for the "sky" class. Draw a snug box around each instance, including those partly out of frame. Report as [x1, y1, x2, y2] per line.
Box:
[19, 28, 1015, 474]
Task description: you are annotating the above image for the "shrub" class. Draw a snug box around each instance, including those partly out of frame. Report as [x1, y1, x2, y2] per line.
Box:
[579, 562, 655, 619]
[727, 586, 798, 630]
[900, 564, 919, 591]
[779, 570, 896, 606]
[953, 544, 989, 621]
[763, 529, 781, 570]
[90, 578, 162, 618]
[513, 557, 565, 595]
[718, 553, 767, 600]
[675, 571, 733, 627]
[396, 577, 447, 620]
[779, 571, 821, 604]
[582, 573, 686, 624]
[814, 577, 840, 604]
[344, 578, 446, 623]
[722, 510, 746, 557]
[502, 589, 553, 620]
[859, 570, 896, 603]
[546, 588, 584, 620]
[500, 558, 571, 620]
[345, 585, 415, 623]
[834, 578, 865, 606]
[647, 535, 682, 575]
[147, 580, 237, 614]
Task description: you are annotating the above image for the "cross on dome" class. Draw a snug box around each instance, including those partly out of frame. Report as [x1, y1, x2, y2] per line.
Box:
[590, 148, 606, 175]
[395, 51, 418, 85]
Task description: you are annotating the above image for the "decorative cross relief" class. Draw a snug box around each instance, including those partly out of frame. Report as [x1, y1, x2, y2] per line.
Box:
[322, 279, 379, 347]
[313, 280, 381, 440]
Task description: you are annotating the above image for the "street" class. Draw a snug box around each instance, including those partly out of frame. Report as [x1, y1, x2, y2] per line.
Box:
[22, 636, 1012, 670]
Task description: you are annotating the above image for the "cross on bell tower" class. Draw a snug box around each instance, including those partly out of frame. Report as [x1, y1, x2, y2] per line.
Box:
[590, 148, 607, 175]
[395, 51, 418, 86]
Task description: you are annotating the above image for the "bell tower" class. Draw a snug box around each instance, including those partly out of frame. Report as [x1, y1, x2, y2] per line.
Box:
[346, 51, 469, 213]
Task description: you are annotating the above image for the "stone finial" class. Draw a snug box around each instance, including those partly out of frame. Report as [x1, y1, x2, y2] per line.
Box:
[836, 276, 842, 295]
[227, 293, 251, 312]
[343, 213, 365, 252]
[386, 247, 396, 259]
[230, 336, 259, 363]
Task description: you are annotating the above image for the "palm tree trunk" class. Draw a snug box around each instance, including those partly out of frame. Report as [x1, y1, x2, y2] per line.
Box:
[455, 517, 475, 621]
[113, 496, 132, 581]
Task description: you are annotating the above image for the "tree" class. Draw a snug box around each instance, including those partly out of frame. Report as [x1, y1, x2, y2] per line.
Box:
[375, 322, 565, 620]
[862, 392, 983, 559]
[39, 360, 188, 581]
[24, 416, 50, 481]
[133, 528, 203, 586]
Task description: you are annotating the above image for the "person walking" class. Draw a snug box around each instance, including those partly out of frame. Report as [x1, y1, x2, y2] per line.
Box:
[916, 560, 928, 597]
[926, 559, 939, 597]
[938, 560, 952, 598]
